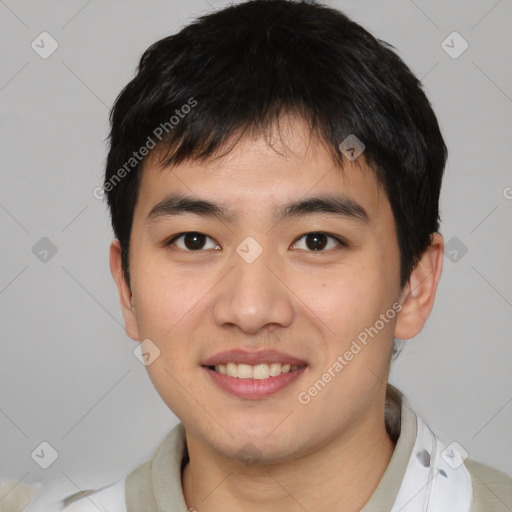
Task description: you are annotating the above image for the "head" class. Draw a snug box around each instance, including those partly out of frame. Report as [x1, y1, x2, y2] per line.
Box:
[107, 0, 445, 461]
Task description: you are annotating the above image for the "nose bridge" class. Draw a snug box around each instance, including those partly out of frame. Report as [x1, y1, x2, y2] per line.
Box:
[234, 243, 275, 295]
[212, 238, 294, 333]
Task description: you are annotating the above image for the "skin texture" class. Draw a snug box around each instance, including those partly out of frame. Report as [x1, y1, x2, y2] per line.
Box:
[110, 116, 444, 512]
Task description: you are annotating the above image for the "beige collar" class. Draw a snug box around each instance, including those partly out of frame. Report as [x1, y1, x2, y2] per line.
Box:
[125, 398, 423, 512]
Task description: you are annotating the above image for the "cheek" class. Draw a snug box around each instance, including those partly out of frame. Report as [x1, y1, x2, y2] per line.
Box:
[129, 261, 216, 392]
[298, 263, 396, 366]
[130, 257, 208, 338]
[297, 265, 380, 337]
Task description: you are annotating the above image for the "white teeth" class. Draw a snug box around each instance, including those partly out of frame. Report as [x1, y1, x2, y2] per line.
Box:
[226, 362, 237, 377]
[213, 362, 301, 379]
[269, 362, 282, 377]
[237, 363, 253, 379]
[253, 363, 270, 380]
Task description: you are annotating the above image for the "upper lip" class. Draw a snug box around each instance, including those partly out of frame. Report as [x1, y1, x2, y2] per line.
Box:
[202, 349, 308, 367]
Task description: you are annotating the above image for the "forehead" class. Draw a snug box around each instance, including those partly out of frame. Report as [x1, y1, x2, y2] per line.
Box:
[134, 117, 386, 225]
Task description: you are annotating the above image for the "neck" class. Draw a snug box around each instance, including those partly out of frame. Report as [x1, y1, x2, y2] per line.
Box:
[182, 396, 397, 512]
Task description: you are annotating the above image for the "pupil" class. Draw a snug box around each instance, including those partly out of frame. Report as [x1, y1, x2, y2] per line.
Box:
[184, 232, 205, 250]
[307, 233, 327, 251]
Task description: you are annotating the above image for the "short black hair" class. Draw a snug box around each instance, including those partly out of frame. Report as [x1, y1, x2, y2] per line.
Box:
[104, 0, 447, 291]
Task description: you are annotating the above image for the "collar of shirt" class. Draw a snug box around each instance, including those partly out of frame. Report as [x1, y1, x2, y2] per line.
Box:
[124, 398, 473, 512]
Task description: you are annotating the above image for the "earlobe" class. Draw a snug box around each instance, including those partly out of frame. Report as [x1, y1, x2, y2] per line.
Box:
[394, 232, 444, 340]
[109, 240, 140, 341]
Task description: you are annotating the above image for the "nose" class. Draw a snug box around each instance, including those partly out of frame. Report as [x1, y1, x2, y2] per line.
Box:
[212, 248, 294, 335]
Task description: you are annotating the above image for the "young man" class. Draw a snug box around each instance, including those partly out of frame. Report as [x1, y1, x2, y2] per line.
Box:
[26, 0, 511, 510]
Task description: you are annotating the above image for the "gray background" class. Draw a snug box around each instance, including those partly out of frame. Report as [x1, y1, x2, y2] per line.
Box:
[1, 0, 511, 504]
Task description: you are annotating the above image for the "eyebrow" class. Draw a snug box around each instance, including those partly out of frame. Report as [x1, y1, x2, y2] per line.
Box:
[146, 193, 370, 224]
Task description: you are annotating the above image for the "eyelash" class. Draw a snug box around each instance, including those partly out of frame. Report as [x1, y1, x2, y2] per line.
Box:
[164, 231, 347, 252]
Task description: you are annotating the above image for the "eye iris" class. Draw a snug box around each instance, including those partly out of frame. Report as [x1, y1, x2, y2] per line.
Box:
[306, 233, 327, 251]
[184, 232, 206, 250]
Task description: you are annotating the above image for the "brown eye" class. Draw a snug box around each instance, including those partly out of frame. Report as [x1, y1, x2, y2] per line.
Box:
[292, 232, 345, 252]
[167, 232, 220, 251]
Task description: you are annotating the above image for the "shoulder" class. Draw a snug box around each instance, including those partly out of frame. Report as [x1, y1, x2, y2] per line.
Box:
[23, 479, 126, 512]
[22, 424, 185, 512]
[465, 458, 512, 511]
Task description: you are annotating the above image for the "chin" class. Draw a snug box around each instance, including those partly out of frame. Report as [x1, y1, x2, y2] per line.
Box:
[207, 422, 310, 465]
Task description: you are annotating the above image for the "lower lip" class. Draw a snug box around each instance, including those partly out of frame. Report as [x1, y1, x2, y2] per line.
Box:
[204, 366, 307, 399]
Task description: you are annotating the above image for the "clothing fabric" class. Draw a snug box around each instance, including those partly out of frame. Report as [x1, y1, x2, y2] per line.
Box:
[25, 400, 512, 511]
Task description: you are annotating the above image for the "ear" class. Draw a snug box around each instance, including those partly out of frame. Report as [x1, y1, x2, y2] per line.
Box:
[394, 232, 444, 340]
[110, 240, 140, 341]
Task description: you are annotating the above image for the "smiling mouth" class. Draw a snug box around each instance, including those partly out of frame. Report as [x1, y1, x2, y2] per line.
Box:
[207, 362, 305, 379]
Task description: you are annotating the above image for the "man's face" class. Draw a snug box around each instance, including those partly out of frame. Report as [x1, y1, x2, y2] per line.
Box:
[125, 118, 402, 462]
